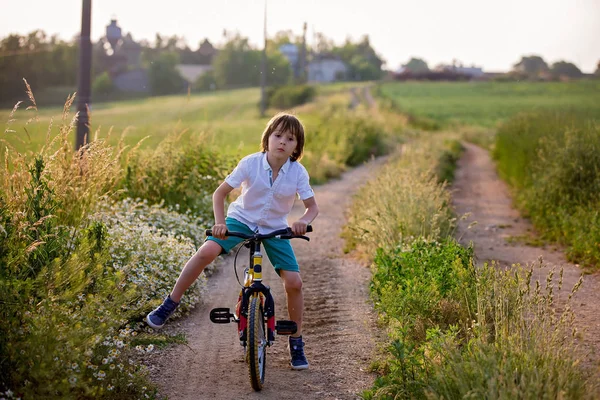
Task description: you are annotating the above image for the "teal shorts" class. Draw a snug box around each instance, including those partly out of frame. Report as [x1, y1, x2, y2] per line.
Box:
[206, 217, 300, 273]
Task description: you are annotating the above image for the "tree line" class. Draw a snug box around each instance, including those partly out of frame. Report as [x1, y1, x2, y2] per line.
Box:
[400, 55, 599, 80]
[0, 29, 385, 104]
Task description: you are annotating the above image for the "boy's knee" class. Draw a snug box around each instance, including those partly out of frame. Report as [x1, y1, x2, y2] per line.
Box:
[283, 274, 303, 292]
[196, 241, 222, 262]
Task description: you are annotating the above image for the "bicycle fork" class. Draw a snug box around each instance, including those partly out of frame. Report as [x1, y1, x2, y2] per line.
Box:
[209, 245, 298, 344]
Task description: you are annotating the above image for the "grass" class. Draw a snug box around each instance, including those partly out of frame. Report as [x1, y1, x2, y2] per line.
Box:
[377, 80, 600, 128]
[342, 131, 597, 399]
[0, 81, 400, 398]
[1, 82, 375, 157]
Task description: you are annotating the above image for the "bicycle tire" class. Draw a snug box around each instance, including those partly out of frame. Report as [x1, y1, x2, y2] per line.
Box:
[247, 295, 267, 391]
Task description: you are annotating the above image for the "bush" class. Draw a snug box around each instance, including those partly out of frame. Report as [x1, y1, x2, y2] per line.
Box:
[303, 111, 392, 183]
[193, 70, 217, 92]
[0, 159, 156, 398]
[372, 238, 476, 342]
[92, 72, 115, 97]
[124, 133, 235, 219]
[92, 199, 207, 318]
[266, 84, 316, 109]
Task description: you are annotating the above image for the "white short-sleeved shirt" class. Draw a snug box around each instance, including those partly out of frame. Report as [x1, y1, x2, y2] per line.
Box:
[225, 152, 314, 233]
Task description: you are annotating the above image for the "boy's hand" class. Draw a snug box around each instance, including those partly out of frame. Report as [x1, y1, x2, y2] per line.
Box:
[291, 220, 308, 236]
[212, 223, 228, 239]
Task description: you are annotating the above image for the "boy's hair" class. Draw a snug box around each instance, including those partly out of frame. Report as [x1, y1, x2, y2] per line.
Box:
[260, 113, 305, 162]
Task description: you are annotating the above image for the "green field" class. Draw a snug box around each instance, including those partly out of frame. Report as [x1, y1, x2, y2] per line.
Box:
[378, 80, 600, 128]
[2, 82, 371, 158]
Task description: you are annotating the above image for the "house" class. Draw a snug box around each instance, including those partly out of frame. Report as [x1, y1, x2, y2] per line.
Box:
[176, 64, 213, 85]
[279, 43, 300, 77]
[101, 19, 149, 92]
[308, 56, 348, 83]
[196, 39, 218, 65]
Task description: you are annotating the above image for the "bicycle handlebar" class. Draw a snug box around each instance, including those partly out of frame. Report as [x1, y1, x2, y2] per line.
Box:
[205, 225, 312, 241]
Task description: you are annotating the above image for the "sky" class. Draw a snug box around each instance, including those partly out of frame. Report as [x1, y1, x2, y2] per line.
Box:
[0, 0, 598, 73]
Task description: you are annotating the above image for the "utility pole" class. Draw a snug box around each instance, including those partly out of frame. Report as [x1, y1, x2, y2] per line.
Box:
[259, 0, 267, 117]
[76, 0, 92, 150]
[299, 22, 307, 84]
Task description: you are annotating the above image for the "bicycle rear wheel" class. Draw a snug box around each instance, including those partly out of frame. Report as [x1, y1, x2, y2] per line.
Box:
[247, 294, 267, 391]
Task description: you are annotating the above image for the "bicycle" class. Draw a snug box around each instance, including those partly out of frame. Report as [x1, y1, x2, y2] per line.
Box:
[206, 225, 313, 391]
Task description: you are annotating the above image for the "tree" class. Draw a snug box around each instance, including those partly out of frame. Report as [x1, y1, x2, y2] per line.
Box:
[550, 61, 583, 78]
[403, 57, 429, 73]
[595, 60, 600, 77]
[212, 34, 291, 89]
[148, 52, 184, 95]
[0, 30, 78, 104]
[332, 35, 384, 80]
[513, 55, 549, 77]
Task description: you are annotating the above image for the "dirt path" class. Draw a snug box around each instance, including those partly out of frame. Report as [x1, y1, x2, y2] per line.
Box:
[452, 142, 600, 370]
[145, 158, 387, 399]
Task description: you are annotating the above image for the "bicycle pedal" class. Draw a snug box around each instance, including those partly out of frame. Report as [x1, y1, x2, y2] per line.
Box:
[275, 320, 297, 335]
[210, 307, 234, 323]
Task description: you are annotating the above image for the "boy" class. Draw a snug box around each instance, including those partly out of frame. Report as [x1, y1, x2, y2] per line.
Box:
[147, 113, 319, 370]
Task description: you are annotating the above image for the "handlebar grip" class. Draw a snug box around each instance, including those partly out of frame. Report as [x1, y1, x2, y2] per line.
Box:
[205, 229, 213, 236]
[306, 225, 313, 233]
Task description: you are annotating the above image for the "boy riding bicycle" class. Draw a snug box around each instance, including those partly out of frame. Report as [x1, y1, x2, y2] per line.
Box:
[147, 112, 319, 370]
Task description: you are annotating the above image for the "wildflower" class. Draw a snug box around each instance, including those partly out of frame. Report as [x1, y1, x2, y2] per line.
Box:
[69, 376, 77, 385]
[97, 370, 106, 380]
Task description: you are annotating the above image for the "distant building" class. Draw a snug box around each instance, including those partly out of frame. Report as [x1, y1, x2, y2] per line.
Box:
[100, 19, 149, 92]
[279, 43, 300, 77]
[112, 68, 149, 93]
[435, 64, 484, 78]
[176, 64, 213, 85]
[196, 39, 218, 65]
[308, 56, 348, 83]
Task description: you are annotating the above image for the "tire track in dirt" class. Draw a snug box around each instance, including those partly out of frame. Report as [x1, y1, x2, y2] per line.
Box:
[452, 142, 600, 373]
[145, 158, 387, 400]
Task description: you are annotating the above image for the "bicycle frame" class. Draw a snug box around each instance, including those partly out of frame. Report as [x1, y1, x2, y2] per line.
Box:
[236, 239, 278, 345]
[207, 226, 311, 391]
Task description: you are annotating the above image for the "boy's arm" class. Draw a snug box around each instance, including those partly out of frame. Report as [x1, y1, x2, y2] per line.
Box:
[291, 196, 319, 235]
[212, 182, 234, 238]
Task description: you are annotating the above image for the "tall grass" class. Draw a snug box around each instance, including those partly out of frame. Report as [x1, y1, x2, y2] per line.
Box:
[494, 111, 600, 267]
[0, 84, 222, 398]
[342, 136, 459, 256]
[342, 132, 596, 399]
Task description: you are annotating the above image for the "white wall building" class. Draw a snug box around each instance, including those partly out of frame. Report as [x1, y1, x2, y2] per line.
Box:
[308, 58, 348, 83]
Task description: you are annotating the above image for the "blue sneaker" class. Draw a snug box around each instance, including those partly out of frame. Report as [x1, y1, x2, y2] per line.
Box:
[146, 296, 179, 329]
[289, 336, 309, 370]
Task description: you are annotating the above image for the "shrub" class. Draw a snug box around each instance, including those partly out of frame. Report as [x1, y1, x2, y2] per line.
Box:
[91, 199, 206, 319]
[124, 132, 235, 219]
[266, 84, 316, 109]
[92, 72, 116, 97]
[372, 238, 476, 342]
[303, 111, 392, 183]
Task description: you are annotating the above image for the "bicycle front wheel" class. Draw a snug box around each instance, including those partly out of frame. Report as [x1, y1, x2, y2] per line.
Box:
[247, 294, 267, 391]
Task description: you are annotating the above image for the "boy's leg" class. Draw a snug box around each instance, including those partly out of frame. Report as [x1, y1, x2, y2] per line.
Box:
[146, 240, 222, 329]
[280, 270, 309, 370]
[279, 270, 304, 336]
[170, 240, 223, 302]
